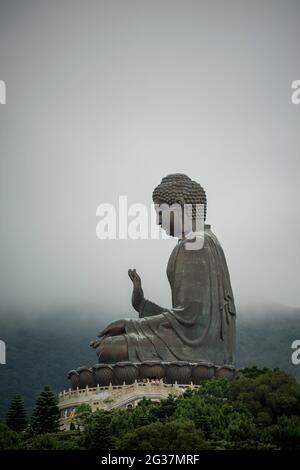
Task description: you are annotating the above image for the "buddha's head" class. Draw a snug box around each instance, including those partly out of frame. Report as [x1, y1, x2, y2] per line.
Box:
[152, 174, 207, 237]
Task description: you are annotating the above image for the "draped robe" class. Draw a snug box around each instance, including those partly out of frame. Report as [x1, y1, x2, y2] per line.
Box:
[124, 225, 236, 366]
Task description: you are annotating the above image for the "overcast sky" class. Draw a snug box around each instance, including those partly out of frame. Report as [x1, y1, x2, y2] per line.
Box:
[0, 0, 299, 319]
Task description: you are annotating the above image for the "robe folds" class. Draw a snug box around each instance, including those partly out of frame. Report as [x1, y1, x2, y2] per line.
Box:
[124, 225, 236, 366]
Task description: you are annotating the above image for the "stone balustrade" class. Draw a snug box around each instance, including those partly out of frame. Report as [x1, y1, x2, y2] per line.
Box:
[58, 379, 200, 429]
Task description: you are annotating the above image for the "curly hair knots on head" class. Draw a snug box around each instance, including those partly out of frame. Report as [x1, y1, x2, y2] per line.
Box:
[152, 173, 207, 221]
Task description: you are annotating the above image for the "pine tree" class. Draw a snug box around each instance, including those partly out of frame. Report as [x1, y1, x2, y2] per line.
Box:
[31, 385, 61, 434]
[6, 395, 27, 432]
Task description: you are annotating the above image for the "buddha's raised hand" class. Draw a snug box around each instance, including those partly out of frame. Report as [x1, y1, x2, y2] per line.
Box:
[128, 268, 144, 312]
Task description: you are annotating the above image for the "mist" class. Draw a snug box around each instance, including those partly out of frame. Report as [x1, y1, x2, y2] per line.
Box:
[0, 0, 300, 321]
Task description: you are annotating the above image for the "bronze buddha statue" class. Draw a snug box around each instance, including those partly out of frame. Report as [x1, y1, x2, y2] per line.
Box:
[90, 173, 236, 368]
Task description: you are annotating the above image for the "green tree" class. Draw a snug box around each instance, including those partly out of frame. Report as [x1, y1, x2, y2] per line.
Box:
[73, 403, 92, 429]
[228, 368, 300, 425]
[0, 423, 21, 450]
[173, 379, 256, 443]
[31, 385, 60, 434]
[263, 415, 300, 450]
[23, 432, 82, 450]
[149, 395, 178, 421]
[6, 395, 27, 432]
[82, 410, 113, 450]
[117, 418, 207, 450]
[109, 409, 134, 440]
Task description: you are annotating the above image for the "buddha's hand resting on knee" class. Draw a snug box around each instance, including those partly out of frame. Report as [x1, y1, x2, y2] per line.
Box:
[90, 319, 126, 348]
[128, 268, 144, 312]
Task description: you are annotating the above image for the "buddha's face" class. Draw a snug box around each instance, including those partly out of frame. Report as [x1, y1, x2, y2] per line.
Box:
[153, 198, 192, 238]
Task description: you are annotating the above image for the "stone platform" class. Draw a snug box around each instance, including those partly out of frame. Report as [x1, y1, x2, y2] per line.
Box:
[61, 362, 237, 430]
[58, 380, 200, 430]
